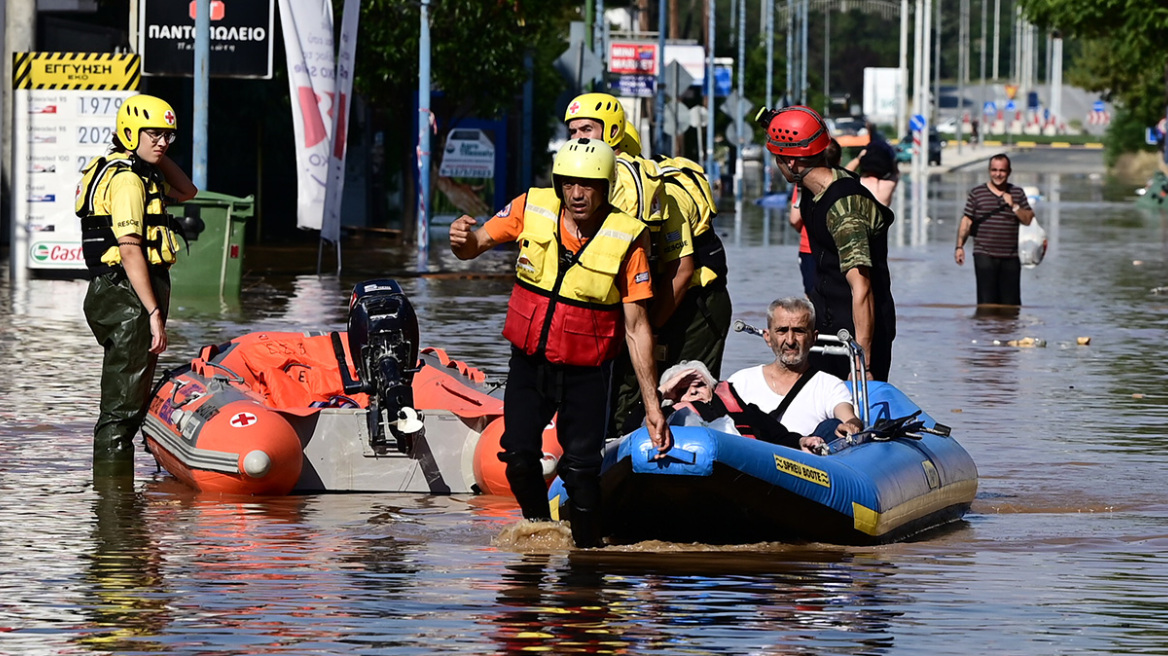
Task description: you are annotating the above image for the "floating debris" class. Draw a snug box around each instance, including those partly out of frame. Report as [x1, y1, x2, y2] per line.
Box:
[992, 337, 1047, 348]
[1076, 336, 1091, 346]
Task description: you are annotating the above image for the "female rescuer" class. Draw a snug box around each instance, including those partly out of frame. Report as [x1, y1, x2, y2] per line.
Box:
[76, 93, 197, 471]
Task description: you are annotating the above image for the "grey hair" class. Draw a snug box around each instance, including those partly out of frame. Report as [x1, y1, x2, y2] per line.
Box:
[766, 296, 816, 329]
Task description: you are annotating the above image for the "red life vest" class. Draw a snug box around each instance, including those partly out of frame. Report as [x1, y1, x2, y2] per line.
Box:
[501, 188, 646, 367]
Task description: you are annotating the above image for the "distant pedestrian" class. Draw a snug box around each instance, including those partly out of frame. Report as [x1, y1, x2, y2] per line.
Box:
[844, 122, 899, 206]
[954, 154, 1034, 306]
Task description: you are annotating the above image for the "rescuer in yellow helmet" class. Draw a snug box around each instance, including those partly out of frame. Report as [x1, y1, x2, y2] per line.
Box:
[76, 93, 197, 472]
[448, 138, 672, 548]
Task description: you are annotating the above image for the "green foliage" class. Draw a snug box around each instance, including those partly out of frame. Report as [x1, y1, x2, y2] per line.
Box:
[1019, 0, 1168, 126]
[351, 0, 576, 185]
[1104, 104, 1158, 167]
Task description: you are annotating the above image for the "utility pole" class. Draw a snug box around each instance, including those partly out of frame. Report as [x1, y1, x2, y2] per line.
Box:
[789, 0, 798, 103]
[654, 0, 666, 156]
[992, 0, 999, 80]
[979, 0, 987, 118]
[734, 0, 744, 202]
[800, 0, 808, 105]
[417, 0, 431, 261]
[898, 0, 909, 139]
[764, 0, 774, 191]
[1050, 30, 1062, 129]
[192, 0, 210, 190]
[706, 0, 716, 178]
[932, 0, 940, 125]
[957, 0, 966, 153]
[823, 7, 830, 116]
[3, 0, 36, 230]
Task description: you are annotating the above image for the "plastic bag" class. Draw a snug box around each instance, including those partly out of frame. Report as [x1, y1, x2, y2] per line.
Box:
[1018, 217, 1047, 268]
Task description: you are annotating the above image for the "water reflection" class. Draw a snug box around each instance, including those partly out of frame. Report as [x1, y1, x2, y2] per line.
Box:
[77, 472, 169, 654]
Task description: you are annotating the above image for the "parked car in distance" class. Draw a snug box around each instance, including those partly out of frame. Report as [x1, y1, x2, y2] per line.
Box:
[896, 129, 946, 165]
[827, 116, 870, 147]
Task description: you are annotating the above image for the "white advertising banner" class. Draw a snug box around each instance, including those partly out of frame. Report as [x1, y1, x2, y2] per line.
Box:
[278, 0, 335, 232]
[320, 0, 360, 244]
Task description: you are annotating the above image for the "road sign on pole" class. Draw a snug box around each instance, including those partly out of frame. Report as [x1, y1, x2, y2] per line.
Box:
[665, 60, 694, 94]
[690, 104, 709, 128]
[663, 100, 691, 136]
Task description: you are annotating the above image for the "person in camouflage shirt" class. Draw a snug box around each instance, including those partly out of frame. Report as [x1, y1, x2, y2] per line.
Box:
[760, 106, 896, 381]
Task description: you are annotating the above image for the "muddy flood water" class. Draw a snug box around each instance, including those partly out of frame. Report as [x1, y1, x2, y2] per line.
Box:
[2, 152, 1166, 655]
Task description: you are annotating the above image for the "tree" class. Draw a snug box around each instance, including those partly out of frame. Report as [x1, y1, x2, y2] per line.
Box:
[351, 0, 577, 226]
[1018, 0, 1168, 124]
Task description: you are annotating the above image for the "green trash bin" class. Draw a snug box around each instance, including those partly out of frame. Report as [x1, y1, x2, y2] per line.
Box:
[169, 191, 254, 297]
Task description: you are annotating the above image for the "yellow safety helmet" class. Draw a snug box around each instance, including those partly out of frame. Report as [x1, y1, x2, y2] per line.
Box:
[117, 94, 177, 151]
[618, 120, 642, 157]
[564, 93, 625, 148]
[552, 138, 616, 202]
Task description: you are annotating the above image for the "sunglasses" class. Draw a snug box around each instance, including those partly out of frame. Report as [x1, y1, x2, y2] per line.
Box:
[142, 129, 177, 145]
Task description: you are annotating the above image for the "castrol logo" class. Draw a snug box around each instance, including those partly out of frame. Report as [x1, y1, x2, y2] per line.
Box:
[230, 412, 258, 428]
[30, 242, 83, 264]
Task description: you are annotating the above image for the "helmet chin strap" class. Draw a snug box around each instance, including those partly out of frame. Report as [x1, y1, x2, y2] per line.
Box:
[786, 158, 813, 185]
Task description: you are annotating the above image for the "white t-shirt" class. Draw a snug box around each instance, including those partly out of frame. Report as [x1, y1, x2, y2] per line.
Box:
[725, 365, 853, 435]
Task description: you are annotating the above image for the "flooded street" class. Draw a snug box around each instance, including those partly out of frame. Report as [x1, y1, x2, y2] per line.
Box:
[2, 150, 1167, 655]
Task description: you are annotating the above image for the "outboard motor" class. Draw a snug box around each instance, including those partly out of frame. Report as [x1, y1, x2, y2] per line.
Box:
[346, 279, 423, 453]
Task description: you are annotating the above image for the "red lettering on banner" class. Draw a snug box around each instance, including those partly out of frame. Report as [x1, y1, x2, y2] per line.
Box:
[298, 86, 328, 148]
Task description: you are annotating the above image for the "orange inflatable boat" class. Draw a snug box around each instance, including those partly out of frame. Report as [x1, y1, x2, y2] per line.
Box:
[142, 280, 560, 496]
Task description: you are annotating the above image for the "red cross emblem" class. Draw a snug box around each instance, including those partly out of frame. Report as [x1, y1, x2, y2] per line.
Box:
[164, 110, 175, 126]
[567, 101, 580, 115]
[230, 412, 257, 428]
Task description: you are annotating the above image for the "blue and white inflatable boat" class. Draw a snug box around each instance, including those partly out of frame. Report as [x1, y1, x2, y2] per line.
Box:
[549, 380, 977, 545]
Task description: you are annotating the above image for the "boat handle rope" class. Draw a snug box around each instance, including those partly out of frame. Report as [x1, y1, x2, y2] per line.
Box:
[196, 359, 245, 384]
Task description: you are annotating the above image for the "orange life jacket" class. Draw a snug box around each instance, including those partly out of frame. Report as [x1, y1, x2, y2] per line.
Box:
[501, 188, 646, 367]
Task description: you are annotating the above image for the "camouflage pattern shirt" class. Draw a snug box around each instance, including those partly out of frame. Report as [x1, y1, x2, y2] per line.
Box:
[813, 169, 891, 273]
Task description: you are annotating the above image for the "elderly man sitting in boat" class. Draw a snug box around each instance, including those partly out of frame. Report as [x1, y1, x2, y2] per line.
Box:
[658, 360, 826, 454]
[726, 296, 864, 442]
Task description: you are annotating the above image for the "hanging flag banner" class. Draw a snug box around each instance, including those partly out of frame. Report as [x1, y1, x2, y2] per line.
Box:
[278, 0, 335, 232]
[320, 0, 360, 244]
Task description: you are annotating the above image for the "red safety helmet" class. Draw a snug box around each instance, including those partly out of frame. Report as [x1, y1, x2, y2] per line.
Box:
[763, 106, 831, 158]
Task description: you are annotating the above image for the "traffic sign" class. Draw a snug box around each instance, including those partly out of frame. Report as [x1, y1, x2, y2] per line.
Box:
[983, 101, 996, 115]
[690, 105, 709, 128]
[909, 113, 926, 131]
[725, 122, 755, 146]
[1005, 100, 1016, 111]
[664, 60, 694, 94]
[663, 99, 691, 136]
[719, 91, 754, 120]
[1093, 100, 1105, 113]
[554, 22, 604, 89]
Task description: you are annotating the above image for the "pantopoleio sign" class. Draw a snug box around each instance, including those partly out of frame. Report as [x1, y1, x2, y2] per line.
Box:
[138, 0, 274, 79]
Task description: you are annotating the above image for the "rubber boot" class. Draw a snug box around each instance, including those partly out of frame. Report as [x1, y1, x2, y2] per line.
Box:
[567, 501, 603, 549]
[504, 459, 553, 521]
[93, 428, 137, 464]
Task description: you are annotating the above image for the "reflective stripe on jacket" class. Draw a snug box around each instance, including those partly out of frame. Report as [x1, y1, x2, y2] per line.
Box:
[76, 153, 180, 275]
[501, 188, 646, 367]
